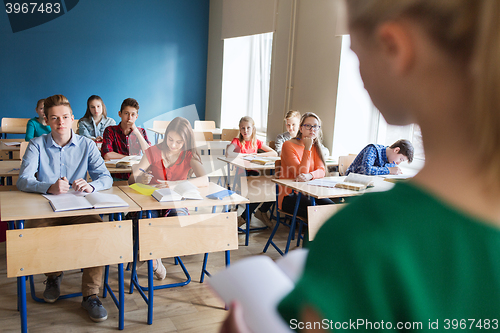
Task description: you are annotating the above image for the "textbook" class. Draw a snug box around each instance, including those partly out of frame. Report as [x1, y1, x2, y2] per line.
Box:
[151, 181, 203, 202]
[209, 249, 308, 333]
[251, 156, 280, 165]
[206, 189, 235, 200]
[42, 190, 129, 212]
[242, 155, 279, 165]
[105, 155, 141, 168]
[334, 173, 375, 191]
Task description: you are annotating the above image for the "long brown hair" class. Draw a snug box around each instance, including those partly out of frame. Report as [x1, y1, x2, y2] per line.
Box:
[81, 95, 108, 121]
[158, 117, 201, 165]
[295, 112, 326, 167]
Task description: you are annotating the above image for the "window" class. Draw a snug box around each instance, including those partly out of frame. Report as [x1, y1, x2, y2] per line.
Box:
[220, 32, 273, 132]
[333, 35, 424, 168]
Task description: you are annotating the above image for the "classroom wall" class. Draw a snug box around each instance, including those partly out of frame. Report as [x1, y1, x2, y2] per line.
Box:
[205, 0, 224, 127]
[0, 0, 209, 137]
[207, 0, 343, 152]
[267, 0, 342, 153]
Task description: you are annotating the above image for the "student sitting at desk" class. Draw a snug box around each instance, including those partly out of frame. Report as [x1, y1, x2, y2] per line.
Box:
[279, 112, 333, 218]
[226, 116, 277, 228]
[101, 97, 150, 160]
[17, 94, 113, 323]
[276, 110, 329, 157]
[78, 95, 116, 142]
[101, 98, 150, 179]
[346, 139, 414, 176]
[25, 99, 51, 141]
[129, 116, 208, 280]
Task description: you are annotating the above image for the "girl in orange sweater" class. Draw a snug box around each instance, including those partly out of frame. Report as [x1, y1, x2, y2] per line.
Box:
[279, 112, 333, 216]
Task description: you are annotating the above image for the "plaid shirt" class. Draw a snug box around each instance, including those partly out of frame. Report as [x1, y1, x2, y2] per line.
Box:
[101, 123, 150, 158]
[346, 144, 396, 175]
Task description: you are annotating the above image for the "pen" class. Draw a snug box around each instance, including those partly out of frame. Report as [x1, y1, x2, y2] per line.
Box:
[139, 168, 152, 174]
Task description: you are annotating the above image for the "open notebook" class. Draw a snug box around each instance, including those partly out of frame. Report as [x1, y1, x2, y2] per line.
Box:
[208, 249, 309, 333]
[105, 155, 142, 168]
[43, 189, 129, 212]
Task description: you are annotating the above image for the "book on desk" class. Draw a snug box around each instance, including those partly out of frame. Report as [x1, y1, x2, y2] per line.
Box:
[43, 190, 129, 212]
[105, 155, 141, 168]
[243, 155, 280, 165]
[152, 181, 203, 202]
[308, 173, 375, 191]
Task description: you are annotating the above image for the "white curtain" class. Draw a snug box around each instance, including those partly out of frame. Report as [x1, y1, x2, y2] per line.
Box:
[220, 32, 273, 132]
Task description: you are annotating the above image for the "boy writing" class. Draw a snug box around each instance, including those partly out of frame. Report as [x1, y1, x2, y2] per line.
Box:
[346, 139, 414, 175]
[101, 97, 150, 160]
[16, 94, 113, 322]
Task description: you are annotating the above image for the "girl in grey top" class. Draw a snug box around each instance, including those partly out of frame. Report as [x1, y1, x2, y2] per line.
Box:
[79, 95, 116, 141]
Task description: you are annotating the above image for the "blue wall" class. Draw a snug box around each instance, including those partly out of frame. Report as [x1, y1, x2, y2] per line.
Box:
[0, 0, 209, 138]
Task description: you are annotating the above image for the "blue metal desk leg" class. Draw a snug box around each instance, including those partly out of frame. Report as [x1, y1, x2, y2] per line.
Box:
[245, 204, 250, 246]
[226, 162, 231, 190]
[14, 219, 28, 333]
[18, 276, 27, 333]
[118, 263, 124, 330]
[285, 192, 302, 254]
[147, 259, 154, 325]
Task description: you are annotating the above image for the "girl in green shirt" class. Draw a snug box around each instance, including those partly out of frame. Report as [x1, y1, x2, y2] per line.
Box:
[25, 99, 51, 141]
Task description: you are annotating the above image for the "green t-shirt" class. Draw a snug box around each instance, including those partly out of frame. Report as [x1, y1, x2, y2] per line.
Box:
[279, 182, 500, 331]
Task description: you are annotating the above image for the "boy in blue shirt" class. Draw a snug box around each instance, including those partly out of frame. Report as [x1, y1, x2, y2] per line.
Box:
[346, 139, 414, 176]
[17, 94, 113, 322]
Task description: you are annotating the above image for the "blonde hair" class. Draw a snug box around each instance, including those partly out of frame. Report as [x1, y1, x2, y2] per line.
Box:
[347, 0, 500, 186]
[284, 110, 301, 121]
[238, 116, 258, 150]
[295, 112, 326, 167]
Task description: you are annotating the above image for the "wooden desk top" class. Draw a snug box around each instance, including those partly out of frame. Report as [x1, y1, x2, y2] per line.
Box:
[0, 139, 24, 152]
[0, 126, 26, 134]
[193, 128, 222, 135]
[272, 176, 394, 199]
[147, 128, 165, 136]
[119, 182, 249, 211]
[217, 156, 338, 171]
[217, 156, 277, 171]
[0, 160, 21, 177]
[0, 160, 131, 176]
[0, 187, 141, 221]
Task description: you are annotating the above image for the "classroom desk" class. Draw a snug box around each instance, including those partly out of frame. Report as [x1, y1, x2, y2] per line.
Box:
[0, 126, 26, 138]
[0, 160, 21, 177]
[0, 139, 24, 160]
[265, 176, 394, 254]
[196, 140, 231, 155]
[1, 187, 141, 332]
[119, 182, 248, 324]
[193, 128, 222, 135]
[119, 182, 249, 212]
[147, 128, 165, 144]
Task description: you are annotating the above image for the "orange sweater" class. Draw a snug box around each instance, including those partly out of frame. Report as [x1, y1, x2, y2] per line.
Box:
[278, 140, 325, 209]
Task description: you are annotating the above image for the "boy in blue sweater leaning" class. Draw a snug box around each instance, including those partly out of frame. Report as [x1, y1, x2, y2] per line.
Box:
[346, 139, 414, 175]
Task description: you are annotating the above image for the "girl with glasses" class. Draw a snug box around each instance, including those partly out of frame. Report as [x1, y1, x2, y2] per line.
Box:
[278, 112, 333, 218]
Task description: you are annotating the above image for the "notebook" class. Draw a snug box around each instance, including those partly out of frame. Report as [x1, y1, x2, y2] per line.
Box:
[151, 181, 203, 202]
[42, 190, 129, 212]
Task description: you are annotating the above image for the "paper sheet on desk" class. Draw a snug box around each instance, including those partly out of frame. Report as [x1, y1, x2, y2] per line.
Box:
[129, 183, 157, 196]
[3, 141, 22, 146]
[307, 179, 341, 188]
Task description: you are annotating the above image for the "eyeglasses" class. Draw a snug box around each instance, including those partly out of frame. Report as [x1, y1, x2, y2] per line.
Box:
[301, 124, 321, 131]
